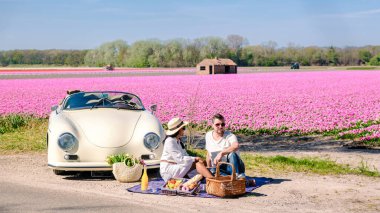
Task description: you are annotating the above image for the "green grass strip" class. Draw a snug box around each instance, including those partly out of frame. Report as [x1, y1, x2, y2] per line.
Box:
[0, 116, 47, 154]
[188, 149, 379, 177]
[346, 66, 377, 70]
[0, 114, 34, 134]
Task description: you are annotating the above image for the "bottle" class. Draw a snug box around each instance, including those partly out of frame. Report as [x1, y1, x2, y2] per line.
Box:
[141, 165, 149, 191]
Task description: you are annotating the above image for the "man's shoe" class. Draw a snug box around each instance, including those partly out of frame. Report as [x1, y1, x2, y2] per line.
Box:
[245, 179, 256, 187]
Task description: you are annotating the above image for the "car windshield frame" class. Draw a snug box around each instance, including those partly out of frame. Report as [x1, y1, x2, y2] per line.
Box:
[62, 91, 145, 111]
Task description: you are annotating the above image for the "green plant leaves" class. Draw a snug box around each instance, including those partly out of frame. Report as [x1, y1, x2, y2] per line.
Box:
[106, 153, 139, 167]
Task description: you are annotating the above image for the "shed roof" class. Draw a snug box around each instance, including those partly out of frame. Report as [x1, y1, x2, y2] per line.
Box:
[197, 58, 237, 66]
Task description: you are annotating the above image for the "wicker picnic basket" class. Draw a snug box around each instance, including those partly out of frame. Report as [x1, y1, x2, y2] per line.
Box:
[112, 161, 143, 183]
[206, 162, 246, 197]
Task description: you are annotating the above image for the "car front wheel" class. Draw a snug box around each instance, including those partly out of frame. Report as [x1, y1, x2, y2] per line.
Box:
[53, 169, 77, 176]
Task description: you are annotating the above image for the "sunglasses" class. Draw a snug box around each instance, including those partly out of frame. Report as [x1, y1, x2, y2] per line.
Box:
[214, 123, 226, 127]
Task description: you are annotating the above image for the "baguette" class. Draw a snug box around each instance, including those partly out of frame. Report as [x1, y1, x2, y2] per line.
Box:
[183, 174, 203, 187]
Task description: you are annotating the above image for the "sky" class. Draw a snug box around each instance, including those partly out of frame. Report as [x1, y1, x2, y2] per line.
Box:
[1, 0, 380, 50]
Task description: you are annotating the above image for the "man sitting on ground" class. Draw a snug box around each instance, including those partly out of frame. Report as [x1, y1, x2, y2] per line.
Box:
[205, 113, 246, 177]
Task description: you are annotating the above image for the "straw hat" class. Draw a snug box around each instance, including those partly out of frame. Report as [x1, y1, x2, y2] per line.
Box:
[166, 117, 189, 136]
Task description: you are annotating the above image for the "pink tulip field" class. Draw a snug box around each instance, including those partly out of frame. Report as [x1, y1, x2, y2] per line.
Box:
[0, 68, 194, 76]
[1, 70, 380, 141]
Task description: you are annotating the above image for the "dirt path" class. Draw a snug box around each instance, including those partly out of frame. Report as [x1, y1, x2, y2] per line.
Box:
[0, 152, 379, 213]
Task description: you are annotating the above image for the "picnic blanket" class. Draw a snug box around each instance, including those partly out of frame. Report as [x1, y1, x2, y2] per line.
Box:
[127, 176, 272, 198]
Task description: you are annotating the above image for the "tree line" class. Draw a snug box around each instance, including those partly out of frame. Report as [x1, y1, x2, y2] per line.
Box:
[1, 35, 380, 67]
[0, 49, 88, 67]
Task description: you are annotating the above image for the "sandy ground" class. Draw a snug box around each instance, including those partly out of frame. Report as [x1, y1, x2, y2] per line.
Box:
[1, 136, 379, 213]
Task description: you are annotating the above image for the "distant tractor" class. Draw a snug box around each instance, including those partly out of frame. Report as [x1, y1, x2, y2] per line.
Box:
[105, 64, 114, 71]
[291, 62, 300, 69]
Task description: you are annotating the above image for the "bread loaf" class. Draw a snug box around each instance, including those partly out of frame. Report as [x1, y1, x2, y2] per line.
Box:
[188, 182, 198, 190]
[183, 174, 203, 187]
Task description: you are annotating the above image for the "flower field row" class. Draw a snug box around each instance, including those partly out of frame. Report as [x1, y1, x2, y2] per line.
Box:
[338, 123, 380, 144]
[1, 70, 380, 134]
[339, 124, 380, 137]
[360, 132, 380, 143]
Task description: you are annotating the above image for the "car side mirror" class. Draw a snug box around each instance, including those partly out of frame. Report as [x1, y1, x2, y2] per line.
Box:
[51, 105, 58, 111]
[149, 104, 157, 114]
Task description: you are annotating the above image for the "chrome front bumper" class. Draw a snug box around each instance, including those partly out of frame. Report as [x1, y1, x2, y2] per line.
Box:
[48, 159, 160, 171]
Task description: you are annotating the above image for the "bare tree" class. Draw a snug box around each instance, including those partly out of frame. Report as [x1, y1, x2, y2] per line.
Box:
[226, 34, 248, 50]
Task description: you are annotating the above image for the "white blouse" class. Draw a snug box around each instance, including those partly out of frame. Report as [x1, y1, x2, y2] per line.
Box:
[160, 137, 195, 165]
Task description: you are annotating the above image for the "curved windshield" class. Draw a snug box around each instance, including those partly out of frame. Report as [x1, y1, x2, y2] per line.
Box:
[63, 92, 144, 110]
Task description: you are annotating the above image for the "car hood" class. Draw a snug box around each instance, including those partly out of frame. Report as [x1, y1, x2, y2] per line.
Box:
[64, 109, 142, 148]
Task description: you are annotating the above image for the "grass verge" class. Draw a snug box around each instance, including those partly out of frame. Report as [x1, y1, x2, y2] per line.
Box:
[0, 116, 47, 154]
[0, 114, 32, 134]
[188, 149, 379, 177]
[346, 66, 378, 70]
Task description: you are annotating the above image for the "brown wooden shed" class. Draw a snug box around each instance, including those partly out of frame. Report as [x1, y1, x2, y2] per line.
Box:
[196, 58, 237, 75]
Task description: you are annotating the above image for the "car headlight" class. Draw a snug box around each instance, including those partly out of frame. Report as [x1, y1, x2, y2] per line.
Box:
[58, 133, 77, 151]
[143, 132, 160, 151]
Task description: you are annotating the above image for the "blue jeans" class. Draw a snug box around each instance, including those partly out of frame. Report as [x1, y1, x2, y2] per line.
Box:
[218, 152, 245, 175]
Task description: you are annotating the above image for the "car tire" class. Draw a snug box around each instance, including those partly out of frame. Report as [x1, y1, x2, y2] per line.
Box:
[53, 169, 66, 175]
[53, 169, 77, 176]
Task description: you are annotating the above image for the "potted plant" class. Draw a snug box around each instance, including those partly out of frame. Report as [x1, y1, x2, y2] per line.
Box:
[106, 153, 143, 183]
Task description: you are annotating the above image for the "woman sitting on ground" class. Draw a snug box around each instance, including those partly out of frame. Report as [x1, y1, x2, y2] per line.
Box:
[160, 117, 213, 182]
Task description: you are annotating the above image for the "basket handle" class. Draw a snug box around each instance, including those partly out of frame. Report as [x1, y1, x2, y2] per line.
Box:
[215, 162, 236, 181]
[124, 158, 136, 167]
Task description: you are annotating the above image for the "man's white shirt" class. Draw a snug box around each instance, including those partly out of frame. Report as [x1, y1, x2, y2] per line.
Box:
[205, 130, 239, 167]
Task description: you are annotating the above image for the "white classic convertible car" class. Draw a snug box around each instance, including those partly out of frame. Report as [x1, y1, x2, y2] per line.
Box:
[48, 90, 165, 175]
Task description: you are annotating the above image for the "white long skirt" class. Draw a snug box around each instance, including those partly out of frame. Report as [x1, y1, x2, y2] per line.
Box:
[159, 162, 193, 182]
